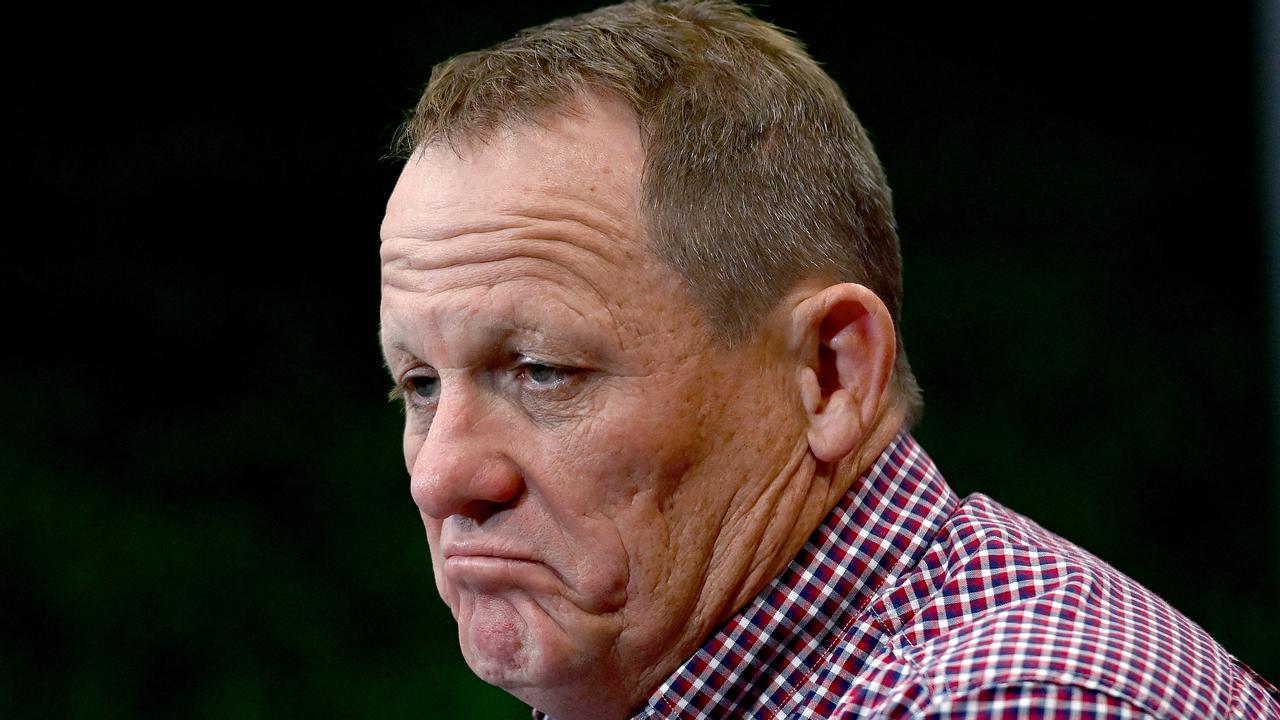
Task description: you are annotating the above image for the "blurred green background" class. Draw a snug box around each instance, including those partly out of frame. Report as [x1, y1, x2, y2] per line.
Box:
[5, 3, 1276, 717]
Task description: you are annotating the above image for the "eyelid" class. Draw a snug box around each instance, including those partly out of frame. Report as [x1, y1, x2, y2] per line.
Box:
[387, 370, 413, 403]
[515, 356, 582, 387]
[389, 366, 439, 404]
[515, 354, 572, 371]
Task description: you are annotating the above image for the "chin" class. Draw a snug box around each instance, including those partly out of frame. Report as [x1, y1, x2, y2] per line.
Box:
[456, 592, 588, 691]
[458, 595, 533, 684]
[454, 589, 642, 720]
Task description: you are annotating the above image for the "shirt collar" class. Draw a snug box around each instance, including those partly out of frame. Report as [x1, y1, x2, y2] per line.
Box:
[535, 431, 958, 720]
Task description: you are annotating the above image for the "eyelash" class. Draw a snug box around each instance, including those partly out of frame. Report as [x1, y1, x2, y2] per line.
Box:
[387, 374, 437, 409]
[514, 358, 579, 388]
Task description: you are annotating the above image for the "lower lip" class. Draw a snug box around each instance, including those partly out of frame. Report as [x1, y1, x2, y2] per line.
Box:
[443, 556, 552, 589]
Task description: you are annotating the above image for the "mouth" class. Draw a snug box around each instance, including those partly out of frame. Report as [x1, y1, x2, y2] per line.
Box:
[443, 542, 540, 564]
[442, 544, 558, 594]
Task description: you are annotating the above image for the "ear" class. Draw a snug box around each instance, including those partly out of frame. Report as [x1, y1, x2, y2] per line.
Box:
[791, 283, 897, 464]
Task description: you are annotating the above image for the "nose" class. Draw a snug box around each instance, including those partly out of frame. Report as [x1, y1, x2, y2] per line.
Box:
[408, 386, 524, 522]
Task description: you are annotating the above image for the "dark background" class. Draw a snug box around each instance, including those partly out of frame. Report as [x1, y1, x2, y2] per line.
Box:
[6, 3, 1277, 717]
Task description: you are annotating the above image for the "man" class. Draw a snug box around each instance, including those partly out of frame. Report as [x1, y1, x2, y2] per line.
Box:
[378, 1, 1279, 718]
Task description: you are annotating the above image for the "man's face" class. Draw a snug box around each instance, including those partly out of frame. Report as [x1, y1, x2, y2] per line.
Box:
[379, 94, 803, 710]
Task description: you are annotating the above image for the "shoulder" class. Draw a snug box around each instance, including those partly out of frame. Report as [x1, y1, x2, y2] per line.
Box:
[830, 680, 1154, 718]
[826, 678, 1278, 720]
[841, 493, 1278, 720]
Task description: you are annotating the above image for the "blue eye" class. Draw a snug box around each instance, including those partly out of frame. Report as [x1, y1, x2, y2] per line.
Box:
[408, 375, 439, 399]
[516, 356, 582, 390]
[523, 362, 567, 387]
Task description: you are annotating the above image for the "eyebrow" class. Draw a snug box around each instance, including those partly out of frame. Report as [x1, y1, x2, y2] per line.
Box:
[377, 324, 417, 373]
[373, 322, 529, 366]
[381, 338, 410, 367]
[379, 320, 598, 372]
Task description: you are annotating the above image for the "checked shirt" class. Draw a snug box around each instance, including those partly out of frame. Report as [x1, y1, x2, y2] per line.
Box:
[535, 432, 1279, 719]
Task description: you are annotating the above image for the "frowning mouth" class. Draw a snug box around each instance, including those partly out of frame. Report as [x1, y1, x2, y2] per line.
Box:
[443, 543, 540, 564]
[441, 544, 558, 593]
[445, 555, 541, 568]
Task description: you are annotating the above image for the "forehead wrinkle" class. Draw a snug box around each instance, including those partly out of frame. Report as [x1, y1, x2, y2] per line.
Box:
[381, 250, 614, 325]
[380, 208, 632, 268]
[381, 261, 622, 358]
[383, 254, 590, 293]
[509, 195, 637, 253]
[380, 213, 630, 315]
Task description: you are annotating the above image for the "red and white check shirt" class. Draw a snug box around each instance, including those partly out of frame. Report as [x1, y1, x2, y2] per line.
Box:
[534, 433, 1279, 719]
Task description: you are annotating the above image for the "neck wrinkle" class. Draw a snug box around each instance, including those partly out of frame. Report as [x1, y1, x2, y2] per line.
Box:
[620, 432, 815, 710]
[713, 407, 909, 634]
[674, 409, 908, 689]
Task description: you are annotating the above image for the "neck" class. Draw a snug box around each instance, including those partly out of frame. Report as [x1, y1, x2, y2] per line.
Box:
[728, 406, 907, 613]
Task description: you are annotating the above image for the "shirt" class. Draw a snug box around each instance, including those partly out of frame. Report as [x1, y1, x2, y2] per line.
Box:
[535, 432, 1279, 719]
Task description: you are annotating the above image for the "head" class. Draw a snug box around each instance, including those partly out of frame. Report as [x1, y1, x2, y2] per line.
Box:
[396, 1, 921, 420]
[379, 2, 919, 717]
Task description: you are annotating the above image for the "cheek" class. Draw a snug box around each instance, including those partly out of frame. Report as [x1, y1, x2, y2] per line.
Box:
[535, 389, 711, 605]
[421, 517, 452, 607]
[402, 426, 424, 475]
[544, 424, 729, 655]
[547, 386, 703, 521]
[587, 376, 709, 483]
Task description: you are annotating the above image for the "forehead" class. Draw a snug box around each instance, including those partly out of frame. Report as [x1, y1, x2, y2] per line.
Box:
[379, 94, 689, 362]
[380, 93, 646, 252]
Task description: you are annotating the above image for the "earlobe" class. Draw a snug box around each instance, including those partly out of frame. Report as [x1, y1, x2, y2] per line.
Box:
[792, 283, 897, 464]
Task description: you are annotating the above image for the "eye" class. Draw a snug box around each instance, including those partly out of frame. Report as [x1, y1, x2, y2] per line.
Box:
[409, 375, 439, 397]
[516, 358, 576, 389]
[398, 373, 439, 407]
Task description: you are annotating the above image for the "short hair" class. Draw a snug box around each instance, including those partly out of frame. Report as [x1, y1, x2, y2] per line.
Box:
[394, 0, 924, 426]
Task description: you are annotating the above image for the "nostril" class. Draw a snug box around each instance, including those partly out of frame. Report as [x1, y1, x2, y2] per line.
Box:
[457, 489, 523, 525]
